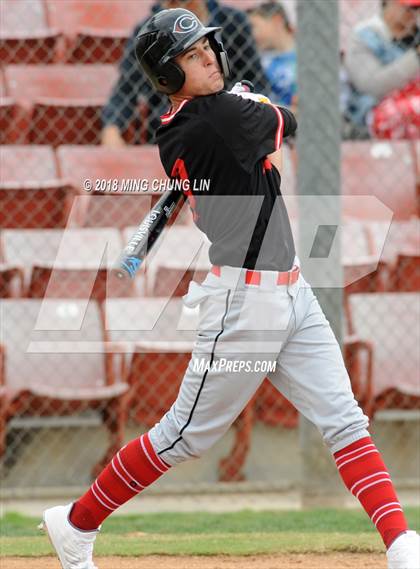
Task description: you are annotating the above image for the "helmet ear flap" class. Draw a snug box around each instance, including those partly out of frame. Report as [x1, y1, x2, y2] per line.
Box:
[154, 61, 185, 95]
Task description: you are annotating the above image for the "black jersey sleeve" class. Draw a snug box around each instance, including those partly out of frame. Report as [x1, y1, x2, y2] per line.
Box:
[210, 92, 297, 173]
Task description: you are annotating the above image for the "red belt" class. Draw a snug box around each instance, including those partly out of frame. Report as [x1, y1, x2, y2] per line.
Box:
[210, 265, 300, 286]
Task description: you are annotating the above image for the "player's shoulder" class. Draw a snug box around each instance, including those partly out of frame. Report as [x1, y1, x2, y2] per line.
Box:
[186, 92, 249, 137]
[159, 92, 248, 145]
[188, 90, 238, 109]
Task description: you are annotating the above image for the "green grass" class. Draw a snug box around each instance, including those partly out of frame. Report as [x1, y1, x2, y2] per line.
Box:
[1, 508, 419, 557]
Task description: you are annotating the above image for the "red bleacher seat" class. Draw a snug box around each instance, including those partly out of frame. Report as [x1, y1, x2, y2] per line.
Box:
[1, 227, 131, 299]
[369, 218, 420, 290]
[1, 145, 58, 182]
[342, 218, 387, 293]
[0, 264, 24, 297]
[0, 100, 17, 144]
[347, 293, 420, 415]
[0, 0, 60, 63]
[0, 147, 75, 228]
[4, 65, 118, 145]
[62, 29, 128, 64]
[370, 219, 419, 264]
[0, 72, 16, 144]
[57, 145, 179, 227]
[394, 254, 420, 292]
[0, 185, 77, 229]
[47, 0, 154, 63]
[342, 141, 417, 220]
[0, 298, 129, 475]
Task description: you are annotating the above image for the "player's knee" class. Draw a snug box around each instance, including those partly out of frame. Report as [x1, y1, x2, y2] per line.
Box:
[156, 435, 210, 466]
[148, 413, 210, 465]
[322, 403, 370, 452]
[181, 433, 212, 459]
[169, 433, 213, 462]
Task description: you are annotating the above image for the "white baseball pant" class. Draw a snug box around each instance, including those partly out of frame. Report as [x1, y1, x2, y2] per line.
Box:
[149, 263, 369, 465]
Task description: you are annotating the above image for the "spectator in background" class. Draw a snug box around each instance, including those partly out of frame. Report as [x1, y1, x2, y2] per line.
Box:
[247, 1, 297, 110]
[344, 0, 419, 139]
[101, 0, 269, 146]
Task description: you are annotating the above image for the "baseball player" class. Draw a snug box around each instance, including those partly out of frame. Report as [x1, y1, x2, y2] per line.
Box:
[41, 9, 419, 569]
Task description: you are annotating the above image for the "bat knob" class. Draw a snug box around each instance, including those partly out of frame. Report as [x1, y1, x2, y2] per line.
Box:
[240, 80, 254, 93]
[110, 256, 143, 280]
[110, 267, 128, 280]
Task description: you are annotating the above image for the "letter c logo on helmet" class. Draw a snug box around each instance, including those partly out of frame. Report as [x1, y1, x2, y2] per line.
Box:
[173, 14, 199, 34]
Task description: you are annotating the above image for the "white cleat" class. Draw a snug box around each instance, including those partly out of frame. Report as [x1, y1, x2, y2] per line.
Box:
[387, 531, 420, 569]
[39, 503, 99, 569]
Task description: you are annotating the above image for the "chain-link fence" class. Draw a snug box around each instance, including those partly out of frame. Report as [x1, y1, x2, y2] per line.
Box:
[1, 0, 419, 498]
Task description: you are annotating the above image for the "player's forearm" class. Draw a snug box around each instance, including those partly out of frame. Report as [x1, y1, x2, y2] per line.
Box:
[228, 84, 297, 139]
[101, 125, 125, 147]
[277, 106, 297, 138]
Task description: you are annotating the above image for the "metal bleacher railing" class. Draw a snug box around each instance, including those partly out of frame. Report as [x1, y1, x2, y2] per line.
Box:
[0, 0, 419, 495]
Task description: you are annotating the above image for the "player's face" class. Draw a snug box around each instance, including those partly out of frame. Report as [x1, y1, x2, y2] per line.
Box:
[175, 37, 224, 97]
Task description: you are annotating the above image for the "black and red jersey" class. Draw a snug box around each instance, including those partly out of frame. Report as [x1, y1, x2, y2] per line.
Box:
[156, 91, 297, 271]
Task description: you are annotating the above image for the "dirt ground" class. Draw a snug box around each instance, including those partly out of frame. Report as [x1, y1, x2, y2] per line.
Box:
[4, 554, 386, 569]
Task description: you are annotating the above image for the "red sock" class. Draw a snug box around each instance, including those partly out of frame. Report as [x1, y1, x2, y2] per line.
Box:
[70, 432, 170, 530]
[334, 436, 408, 548]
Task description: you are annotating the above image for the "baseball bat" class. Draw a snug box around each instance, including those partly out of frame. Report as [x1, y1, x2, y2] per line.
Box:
[112, 189, 184, 280]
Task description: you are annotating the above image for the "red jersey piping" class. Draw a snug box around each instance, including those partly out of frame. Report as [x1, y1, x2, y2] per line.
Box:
[160, 99, 189, 125]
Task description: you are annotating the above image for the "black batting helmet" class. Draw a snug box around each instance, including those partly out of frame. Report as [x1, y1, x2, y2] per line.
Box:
[135, 8, 231, 95]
